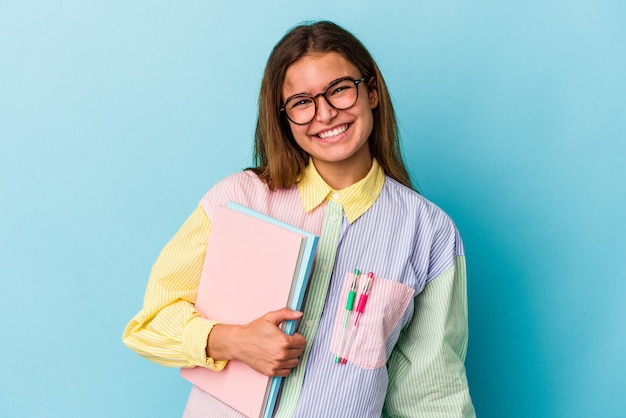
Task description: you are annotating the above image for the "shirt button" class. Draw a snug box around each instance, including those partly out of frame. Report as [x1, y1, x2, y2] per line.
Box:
[332, 192, 340, 199]
[320, 265, 328, 273]
[306, 319, 314, 328]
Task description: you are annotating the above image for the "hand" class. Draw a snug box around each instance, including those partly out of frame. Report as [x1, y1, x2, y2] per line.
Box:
[207, 308, 307, 377]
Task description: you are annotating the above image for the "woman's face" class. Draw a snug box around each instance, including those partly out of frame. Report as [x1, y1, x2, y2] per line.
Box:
[282, 52, 378, 186]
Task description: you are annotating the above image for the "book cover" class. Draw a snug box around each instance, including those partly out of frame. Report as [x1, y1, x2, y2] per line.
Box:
[181, 203, 318, 418]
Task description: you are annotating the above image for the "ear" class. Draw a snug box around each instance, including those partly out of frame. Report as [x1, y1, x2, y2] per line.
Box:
[367, 77, 379, 109]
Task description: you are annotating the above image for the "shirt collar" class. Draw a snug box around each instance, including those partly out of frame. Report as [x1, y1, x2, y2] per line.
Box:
[298, 158, 385, 224]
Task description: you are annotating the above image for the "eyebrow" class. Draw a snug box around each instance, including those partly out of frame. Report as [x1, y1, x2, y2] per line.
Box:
[284, 76, 354, 103]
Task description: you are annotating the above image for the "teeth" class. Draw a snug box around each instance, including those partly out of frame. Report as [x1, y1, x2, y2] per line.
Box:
[318, 124, 348, 139]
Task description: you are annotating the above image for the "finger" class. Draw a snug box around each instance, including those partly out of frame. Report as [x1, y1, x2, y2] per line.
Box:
[289, 333, 306, 348]
[264, 308, 302, 325]
[285, 347, 304, 360]
[273, 368, 293, 377]
[272, 359, 301, 376]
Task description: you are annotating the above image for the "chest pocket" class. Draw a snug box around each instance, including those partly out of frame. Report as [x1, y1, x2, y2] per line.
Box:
[329, 271, 414, 369]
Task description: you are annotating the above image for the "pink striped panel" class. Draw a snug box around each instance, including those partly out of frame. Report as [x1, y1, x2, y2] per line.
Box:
[199, 171, 325, 237]
[329, 272, 414, 369]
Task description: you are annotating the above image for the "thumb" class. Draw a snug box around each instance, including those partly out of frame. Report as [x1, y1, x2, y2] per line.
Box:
[265, 308, 302, 325]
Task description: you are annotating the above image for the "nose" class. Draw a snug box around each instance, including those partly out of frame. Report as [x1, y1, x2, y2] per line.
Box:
[314, 95, 338, 123]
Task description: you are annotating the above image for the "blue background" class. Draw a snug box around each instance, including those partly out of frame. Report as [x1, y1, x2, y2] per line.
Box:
[1, 1, 625, 417]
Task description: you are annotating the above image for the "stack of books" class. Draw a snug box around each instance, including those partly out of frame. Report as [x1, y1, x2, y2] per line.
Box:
[181, 202, 319, 418]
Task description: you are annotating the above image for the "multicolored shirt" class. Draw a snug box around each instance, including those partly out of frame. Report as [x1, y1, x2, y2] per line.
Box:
[123, 159, 475, 417]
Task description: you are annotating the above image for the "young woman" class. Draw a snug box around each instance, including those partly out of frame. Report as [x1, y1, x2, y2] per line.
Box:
[124, 21, 475, 417]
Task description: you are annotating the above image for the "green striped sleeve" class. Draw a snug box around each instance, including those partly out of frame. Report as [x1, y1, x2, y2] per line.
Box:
[384, 256, 475, 417]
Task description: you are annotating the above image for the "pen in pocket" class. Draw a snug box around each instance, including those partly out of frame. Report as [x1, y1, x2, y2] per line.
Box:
[335, 269, 360, 363]
[339, 271, 374, 364]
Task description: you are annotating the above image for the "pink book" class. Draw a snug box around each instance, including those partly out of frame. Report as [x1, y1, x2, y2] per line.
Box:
[180, 204, 317, 418]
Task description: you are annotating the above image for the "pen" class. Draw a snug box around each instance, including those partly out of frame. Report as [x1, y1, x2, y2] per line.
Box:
[353, 271, 374, 326]
[340, 271, 374, 364]
[335, 269, 360, 363]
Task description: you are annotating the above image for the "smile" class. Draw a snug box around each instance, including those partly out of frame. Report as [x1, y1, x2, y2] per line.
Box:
[317, 124, 350, 140]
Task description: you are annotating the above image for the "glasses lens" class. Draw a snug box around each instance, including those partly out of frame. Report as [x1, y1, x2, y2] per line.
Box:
[326, 79, 359, 110]
[284, 96, 316, 125]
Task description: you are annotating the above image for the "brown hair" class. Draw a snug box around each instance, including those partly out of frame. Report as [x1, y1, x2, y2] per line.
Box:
[251, 21, 414, 191]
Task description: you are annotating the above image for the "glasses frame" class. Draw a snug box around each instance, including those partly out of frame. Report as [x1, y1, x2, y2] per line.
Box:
[280, 77, 367, 125]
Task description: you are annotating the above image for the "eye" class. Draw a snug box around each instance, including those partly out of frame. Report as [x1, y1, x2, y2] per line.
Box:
[287, 96, 314, 110]
[329, 81, 355, 97]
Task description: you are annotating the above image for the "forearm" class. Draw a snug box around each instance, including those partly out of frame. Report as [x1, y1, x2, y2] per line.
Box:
[122, 206, 226, 370]
[123, 301, 217, 367]
[385, 257, 474, 417]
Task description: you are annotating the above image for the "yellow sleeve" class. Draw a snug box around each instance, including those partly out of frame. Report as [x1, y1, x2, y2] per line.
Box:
[122, 205, 227, 371]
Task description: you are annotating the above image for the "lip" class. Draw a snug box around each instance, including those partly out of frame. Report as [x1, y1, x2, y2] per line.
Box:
[312, 123, 352, 143]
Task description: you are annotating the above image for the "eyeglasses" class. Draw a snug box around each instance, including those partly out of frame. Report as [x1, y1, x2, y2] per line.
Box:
[280, 77, 367, 125]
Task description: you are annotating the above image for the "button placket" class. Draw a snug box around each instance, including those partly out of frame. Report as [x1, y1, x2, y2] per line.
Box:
[274, 200, 344, 417]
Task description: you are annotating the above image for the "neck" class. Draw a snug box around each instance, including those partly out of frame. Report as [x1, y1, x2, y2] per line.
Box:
[312, 156, 373, 190]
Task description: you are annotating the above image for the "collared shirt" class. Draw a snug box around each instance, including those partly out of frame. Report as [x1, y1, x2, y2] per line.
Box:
[123, 159, 475, 417]
[298, 158, 384, 223]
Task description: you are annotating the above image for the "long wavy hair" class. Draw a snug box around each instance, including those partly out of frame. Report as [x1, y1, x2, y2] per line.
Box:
[251, 21, 414, 191]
